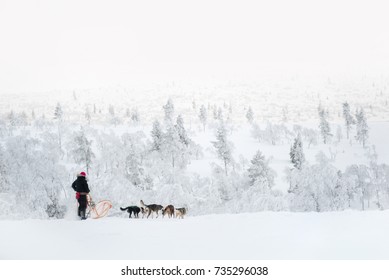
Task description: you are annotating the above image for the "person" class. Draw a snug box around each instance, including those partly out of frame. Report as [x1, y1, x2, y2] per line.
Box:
[71, 171, 90, 220]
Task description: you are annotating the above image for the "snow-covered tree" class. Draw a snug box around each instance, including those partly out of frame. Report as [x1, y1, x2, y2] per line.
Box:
[301, 128, 318, 148]
[282, 106, 289, 122]
[332, 170, 349, 210]
[288, 152, 339, 212]
[198, 105, 207, 131]
[163, 98, 175, 124]
[344, 164, 370, 210]
[53, 103, 64, 151]
[71, 128, 95, 174]
[290, 133, 305, 170]
[246, 106, 254, 124]
[355, 108, 368, 148]
[0, 144, 9, 192]
[125, 108, 131, 118]
[85, 107, 91, 125]
[125, 149, 144, 188]
[318, 106, 332, 144]
[342, 102, 355, 139]
[175, 115, 190, 146]
[54, 102, 63, 121]
[108, 105, 115, 116]
[131, 108, 140, 124]
[108, 105, 121, 126]
[151, 120, 163, 152]
[212, 105, 218, 120]
[217, 107, 223, 121]
[8, 110, 16, 127]
[248, 150, 275, 189]
[212, 122, 234, 176]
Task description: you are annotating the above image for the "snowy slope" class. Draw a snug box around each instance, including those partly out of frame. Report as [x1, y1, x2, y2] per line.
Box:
[2, 211, 389, 260]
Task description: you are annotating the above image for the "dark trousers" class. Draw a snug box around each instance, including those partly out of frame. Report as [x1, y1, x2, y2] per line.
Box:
[78, 195, 88, 217]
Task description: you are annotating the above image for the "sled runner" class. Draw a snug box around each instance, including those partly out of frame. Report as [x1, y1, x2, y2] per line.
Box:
[86, 194, 112, 219]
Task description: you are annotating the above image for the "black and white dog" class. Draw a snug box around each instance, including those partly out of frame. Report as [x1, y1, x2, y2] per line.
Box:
[120, 206, 141, 218]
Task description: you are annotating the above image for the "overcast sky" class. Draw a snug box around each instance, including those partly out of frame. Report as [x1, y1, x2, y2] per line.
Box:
[0, 0, 388, 93]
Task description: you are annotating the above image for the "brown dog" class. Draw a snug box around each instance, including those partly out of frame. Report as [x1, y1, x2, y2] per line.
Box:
[162, 205, 175, 218]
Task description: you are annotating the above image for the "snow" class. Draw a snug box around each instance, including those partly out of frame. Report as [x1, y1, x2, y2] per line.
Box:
[1, 210, 389, 259]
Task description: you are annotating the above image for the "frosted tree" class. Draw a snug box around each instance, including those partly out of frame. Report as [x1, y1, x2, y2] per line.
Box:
[163, 98, 175, 124]
[213, 105, 218, 120]
[0, 144, 8, 192]
[175, 115, 190, 146]
[246, 106, 254, 124]
[151, 120, 163, 152]
[19, 111, 28, 126]
[198, 104, 207, 131]
[355, 108, 368, 148]
[344, 164, 370, 210]
[290, 133, 305, 170]
[125, 149, 144, 188]
[71, 128, 95, 174]
[262, 122, 285, 145]
[318, 106, 331, 144]
[53, 103, 63, 151]
[54, 102, 63, 120]
[282, 106, 289, 122]
[366, 147, 387, 209]
[131, 108, 140, 124]
[8, 110, 16, 127]
[342, 102, 355, 139]
[162, 125, 182, 169]
[332, 170, 349, 210]
[217, 107, 223, 121]
[85, 107, 91, 125]
[108, 105, 115, 116]
[108, 105, 120, 126]
[248, 150, 275, 190]
[251, 123, 262, 143]
[288, 152, 339, 212]
[287, 166, 317, 211]
[301, 128, 318, 148]
[212, 122, 234, 176]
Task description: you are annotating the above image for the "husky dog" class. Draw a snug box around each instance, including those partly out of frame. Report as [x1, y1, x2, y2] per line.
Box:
[140, 200, 163, 218]
[140, 207, 148, 218]
[120, 206, 141, 218]
[175, 207, 187, 219]
[162, 205, 175, 218]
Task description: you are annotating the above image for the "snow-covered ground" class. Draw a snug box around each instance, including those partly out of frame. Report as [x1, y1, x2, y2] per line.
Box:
[2, 210, 389, 260]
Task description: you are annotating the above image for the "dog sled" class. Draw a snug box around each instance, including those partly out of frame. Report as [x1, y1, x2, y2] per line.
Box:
[86, 194, 112, 219]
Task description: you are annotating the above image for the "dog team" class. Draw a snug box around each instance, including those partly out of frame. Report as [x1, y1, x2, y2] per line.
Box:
[120, 200, 187, 219]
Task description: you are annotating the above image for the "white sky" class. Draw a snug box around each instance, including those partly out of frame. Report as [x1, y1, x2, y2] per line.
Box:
[0, 0, 389, 93]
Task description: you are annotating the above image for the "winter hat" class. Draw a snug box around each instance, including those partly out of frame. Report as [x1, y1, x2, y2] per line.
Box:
[80, 171, 87, 177]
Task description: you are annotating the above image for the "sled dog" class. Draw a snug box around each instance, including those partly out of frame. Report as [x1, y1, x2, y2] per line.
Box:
[120, 206, 141, 218]
[140, 200, 163, 218]
[175, 207, 187, 219]
[162, 205, 175, 218]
